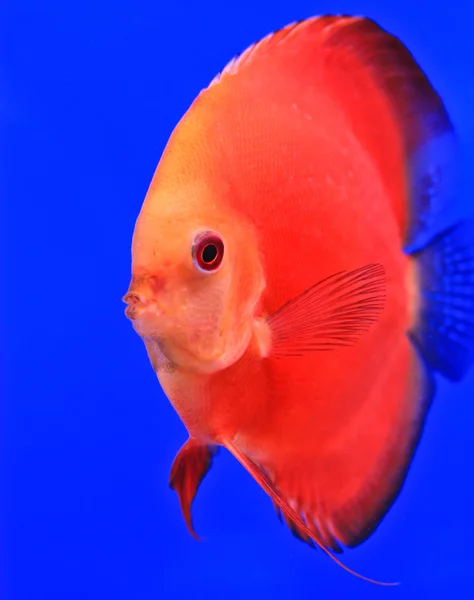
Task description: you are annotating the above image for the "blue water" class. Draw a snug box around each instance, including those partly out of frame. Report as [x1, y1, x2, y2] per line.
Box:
[4, 1, 474, 598]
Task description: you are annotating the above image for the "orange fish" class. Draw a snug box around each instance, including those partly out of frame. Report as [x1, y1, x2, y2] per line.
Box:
[123, 16, 474, 584]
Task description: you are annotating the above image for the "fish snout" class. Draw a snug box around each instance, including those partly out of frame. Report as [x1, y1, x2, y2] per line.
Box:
[122, 290, 150, 320]
[123, 273, 165, 321]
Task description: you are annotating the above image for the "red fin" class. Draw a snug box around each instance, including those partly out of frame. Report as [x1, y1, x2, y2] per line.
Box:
[169, 438, 218, 540]
[209, 15, 458, 251]
[223, 338, 433, 585]
[223, 439, 397, 586]
[266, 263, 386, 356]
[208, 16, 343, 87]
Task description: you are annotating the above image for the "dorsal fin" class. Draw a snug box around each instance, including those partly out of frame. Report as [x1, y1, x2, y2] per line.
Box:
[207, 15, 459, 251]
[208, 17, 336, 88]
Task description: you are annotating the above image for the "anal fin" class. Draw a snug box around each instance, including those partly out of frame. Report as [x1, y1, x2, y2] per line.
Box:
[223, 439, 397, 586]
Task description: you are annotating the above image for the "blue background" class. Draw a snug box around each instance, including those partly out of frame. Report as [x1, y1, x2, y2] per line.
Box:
[3, 0, 474, 598]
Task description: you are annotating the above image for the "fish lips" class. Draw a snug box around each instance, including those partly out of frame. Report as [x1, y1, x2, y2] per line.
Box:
[122, 290, 164, 322]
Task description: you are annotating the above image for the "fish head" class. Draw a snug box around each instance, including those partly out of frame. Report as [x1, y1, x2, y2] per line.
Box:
[123, 159, 265, 375]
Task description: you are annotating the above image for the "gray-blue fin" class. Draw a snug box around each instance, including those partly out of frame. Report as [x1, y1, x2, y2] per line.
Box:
[410, 219, 474, 381]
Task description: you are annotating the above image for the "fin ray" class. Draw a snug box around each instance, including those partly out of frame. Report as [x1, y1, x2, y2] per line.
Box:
[266, 263, 386, 356]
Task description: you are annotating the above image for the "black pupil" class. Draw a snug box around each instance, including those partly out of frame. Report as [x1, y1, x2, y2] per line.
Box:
[202, 244, 218, 263]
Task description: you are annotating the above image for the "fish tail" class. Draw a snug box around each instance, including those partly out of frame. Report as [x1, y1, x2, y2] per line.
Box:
[409, 218, 474, 381]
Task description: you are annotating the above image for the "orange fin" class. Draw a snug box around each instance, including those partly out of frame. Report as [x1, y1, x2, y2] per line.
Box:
[223, 439, 398, 587]
[266, 263, 386, 356]
[169, 438, 218, 540]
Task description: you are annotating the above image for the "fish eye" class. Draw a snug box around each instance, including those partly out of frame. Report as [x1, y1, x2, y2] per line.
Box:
[192, 231, 225, 273]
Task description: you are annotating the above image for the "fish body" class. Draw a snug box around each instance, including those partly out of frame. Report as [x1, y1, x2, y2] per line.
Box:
[124, 16, 474, 582]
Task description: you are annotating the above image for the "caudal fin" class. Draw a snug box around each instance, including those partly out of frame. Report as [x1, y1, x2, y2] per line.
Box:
[410, 219, 474, 381]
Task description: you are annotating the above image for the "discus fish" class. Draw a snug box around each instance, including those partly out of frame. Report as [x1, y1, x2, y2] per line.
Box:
[123, 15, 474, 584]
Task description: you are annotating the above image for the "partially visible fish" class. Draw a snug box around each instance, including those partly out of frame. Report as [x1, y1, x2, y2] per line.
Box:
[123, 15, 474, 584]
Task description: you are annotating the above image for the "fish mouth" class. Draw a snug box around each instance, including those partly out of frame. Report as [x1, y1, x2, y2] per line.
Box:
[122, 290, 164, 322]
[122, 291, 149, 320]
[123, 273, 165, 321]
